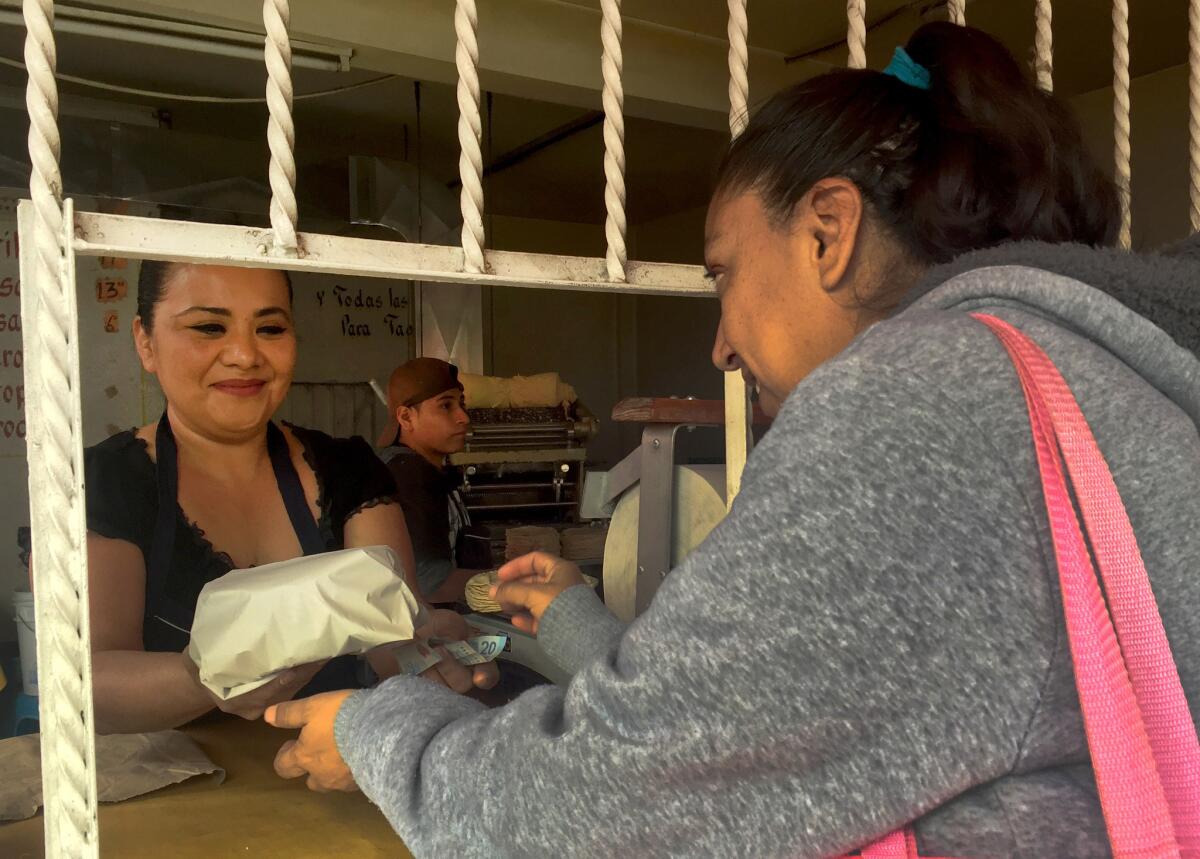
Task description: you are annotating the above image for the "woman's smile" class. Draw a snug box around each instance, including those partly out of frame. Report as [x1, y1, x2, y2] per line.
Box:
[212, 378, 268, 398]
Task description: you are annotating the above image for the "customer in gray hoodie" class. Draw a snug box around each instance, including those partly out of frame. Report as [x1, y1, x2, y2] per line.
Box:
[266, 23, 1200, 858]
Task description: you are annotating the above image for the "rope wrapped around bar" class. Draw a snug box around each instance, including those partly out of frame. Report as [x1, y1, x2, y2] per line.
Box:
[21, 0, 100, 853]
[601, 0, 627, 282]
[724, 0, 753, 506]
[456, 0, 485, 273]
[263, 0, 298, 255]
[1190, 0, 1200, 230]
[727, 0, 749, 138]
[1035, 0, 1054, 92]
[1113, 0, 1132, 248]
[846, 0, 866, 70]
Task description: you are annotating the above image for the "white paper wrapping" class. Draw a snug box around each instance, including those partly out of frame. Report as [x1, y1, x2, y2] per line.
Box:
[187, 546, 427, 700]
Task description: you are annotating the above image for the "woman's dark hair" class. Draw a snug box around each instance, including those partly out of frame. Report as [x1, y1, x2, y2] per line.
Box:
[136, 261, 294, 332]
[714, 22, 1119, 266]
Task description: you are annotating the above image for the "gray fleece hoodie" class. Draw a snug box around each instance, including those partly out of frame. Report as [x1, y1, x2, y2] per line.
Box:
[333, 242, 1200, 858]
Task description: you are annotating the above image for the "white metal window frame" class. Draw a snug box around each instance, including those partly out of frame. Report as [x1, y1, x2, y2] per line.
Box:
[16, 0, 1169, 854]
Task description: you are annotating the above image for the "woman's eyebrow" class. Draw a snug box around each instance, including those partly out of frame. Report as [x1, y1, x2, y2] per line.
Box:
[254, 306, 291, 318]
[176, 306, 230, 317]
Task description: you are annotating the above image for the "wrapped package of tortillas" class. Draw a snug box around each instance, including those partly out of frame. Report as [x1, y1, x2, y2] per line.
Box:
[187, 546, 427, 700]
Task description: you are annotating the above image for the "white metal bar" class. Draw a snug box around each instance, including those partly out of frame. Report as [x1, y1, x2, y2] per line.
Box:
[21, 199, 99, 857]
[1190, 0, 1200, 231]
[0, 9, 346, 71]
[1113, 0, 1131, 248]
[727, 0, 749, 138]
[0, 0, 352, 61]
[264, 0, 298, 255]
[71, 211, 713, 297]
[21, 0, 99, 850]
[1035, 0, 1053, 92]
[368, 378, 388, 406]
[456, 0, 485, 273]
[601, 0, 627, 282]
[722, 374, 752, 505]
[846, 0, 866, 70]
[724, 0, 752, 508]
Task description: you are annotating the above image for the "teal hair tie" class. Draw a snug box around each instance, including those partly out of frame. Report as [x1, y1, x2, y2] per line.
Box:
[882, 46, 931, 91]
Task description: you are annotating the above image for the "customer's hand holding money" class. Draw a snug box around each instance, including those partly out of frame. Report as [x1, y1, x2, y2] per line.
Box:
[491, 552, 587, 634]
[409, 612, 501, 693]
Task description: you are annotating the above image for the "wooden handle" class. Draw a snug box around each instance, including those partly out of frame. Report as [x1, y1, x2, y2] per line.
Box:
[611, 397, 770, 426]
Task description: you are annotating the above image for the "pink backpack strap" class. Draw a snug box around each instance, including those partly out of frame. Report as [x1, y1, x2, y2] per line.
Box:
[973, 312, 1200, 857]
[847, 314, 1200, 859]
[858, 829, 918, 859]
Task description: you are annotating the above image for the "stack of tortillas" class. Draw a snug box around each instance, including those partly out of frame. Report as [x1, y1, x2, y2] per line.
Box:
[465, 571, 502, 613]
[504, 526, 561, 561]
[561, 526, 607, 563]
[465, 569, 599, 614]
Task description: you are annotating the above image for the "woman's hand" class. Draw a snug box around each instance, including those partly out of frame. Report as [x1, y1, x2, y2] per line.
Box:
[491, 552, 586, 635]
[183, 653, 327, 720]
[420, 606, 472, 642]
[414, 609, 500, 691]
[267, 690, 358, 793]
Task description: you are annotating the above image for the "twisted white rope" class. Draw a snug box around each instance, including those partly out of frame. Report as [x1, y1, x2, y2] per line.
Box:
[846, 0, 866, 70]
[601, 0, 626, 282]
[264, 0, 298, 255]
[946, 0, 965, 26]
[22, 0, 98, 854]
[1190, 0, 1200, 231]
[1113, 0, 1131, 248]
[456, 0, 485, 273]
[727, 0, 749, 137]
[1035, 0, 1053, 92]
[724, 0, 752, 507]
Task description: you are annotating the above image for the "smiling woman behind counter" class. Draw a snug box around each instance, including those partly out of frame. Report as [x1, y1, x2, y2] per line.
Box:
[81, 262, 478, 734]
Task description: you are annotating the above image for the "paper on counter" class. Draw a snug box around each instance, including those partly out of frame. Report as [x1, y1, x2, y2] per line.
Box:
[0, 730, 225, 821]
[188, 546, 428, 700]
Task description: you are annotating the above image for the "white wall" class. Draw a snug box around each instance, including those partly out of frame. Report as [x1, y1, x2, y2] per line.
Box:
[284, 271, 416, 442]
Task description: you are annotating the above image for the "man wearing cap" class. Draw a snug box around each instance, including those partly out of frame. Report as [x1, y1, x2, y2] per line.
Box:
[377, 357, 481, 604]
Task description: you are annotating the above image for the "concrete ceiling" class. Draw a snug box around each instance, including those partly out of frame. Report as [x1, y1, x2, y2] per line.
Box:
[0, 0, 1190, 230]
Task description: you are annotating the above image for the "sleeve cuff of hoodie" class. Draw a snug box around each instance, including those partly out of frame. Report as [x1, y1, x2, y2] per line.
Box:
[331, 677, 489, 842]
[537, 583, 628, 677]
[333, 688, 372, 756]
[333, 678, 486, 773]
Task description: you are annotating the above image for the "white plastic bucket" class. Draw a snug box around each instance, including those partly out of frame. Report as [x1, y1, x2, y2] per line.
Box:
[13, 590, 36, 696]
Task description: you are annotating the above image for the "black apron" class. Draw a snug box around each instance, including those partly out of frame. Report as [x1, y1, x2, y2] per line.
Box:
[147, 413, 360, 696]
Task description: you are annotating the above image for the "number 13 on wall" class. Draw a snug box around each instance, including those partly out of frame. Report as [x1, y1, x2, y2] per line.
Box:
[95, 278, 127, 303]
